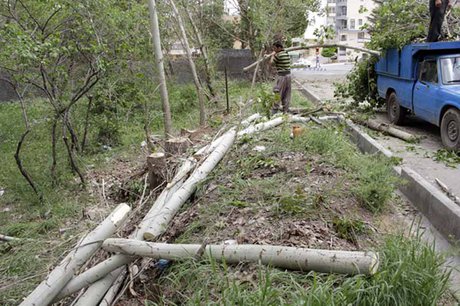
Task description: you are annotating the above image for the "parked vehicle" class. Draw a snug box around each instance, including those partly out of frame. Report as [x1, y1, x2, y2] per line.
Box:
[375, 41, 460, 151]
[295, 58, 312, 68]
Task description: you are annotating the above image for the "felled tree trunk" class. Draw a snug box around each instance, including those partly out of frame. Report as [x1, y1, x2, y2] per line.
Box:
[99, 268, 127, 306]
[165, 137, 191, 156]
[102, 240, 380, 276]
[20, 203, 131, 306]
[366, 120, 417, 142]
[73, 267, 126, 306]
[147, 152, 166, 190]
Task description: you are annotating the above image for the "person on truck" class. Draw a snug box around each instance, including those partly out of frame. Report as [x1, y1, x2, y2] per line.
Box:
[427, 0, 452, 42]
[270, 41, 291, 113]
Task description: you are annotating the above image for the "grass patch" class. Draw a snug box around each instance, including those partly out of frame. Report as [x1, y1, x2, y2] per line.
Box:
[150, 232, 451, 305]
[264, 123, 400, 213]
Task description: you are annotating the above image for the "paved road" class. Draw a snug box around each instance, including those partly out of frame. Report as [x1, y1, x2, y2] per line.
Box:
[294, 63, 460, 198]
[292, 63, 353, 101]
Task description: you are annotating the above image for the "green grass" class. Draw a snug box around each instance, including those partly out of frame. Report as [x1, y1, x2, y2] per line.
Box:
[148, 231, 451, 305]
[265, 123, 400, 213]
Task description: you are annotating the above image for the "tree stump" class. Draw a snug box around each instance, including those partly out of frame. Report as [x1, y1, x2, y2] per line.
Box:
[147, 152, 167, 190]
[165, 137, 191, 156]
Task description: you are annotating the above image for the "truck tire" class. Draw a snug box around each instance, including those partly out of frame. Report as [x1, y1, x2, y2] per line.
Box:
[440, 108, 460, 151]
[387, 92, 405, 125]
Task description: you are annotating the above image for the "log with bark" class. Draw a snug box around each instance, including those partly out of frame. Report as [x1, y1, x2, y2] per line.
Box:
[73, 267, 126, 306]
[365, 120, 418, 142]
[102, 239, 380, 276]
[20, 203, 131, 306]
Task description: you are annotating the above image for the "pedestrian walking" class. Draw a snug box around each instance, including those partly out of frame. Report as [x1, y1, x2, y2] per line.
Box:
[270, 42, 291, 113]
[427, 0, 452, 42]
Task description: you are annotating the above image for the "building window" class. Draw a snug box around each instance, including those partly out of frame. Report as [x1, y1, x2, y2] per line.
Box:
[358, 32, 365, 40]
[341, 35, 347, 41]
[358, 19, 363, 26]
[350, 19, 355, 30]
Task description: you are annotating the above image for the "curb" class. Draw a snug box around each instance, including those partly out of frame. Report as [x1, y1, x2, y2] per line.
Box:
[293, 79, 322, 104]
[400, 167, 460, 241]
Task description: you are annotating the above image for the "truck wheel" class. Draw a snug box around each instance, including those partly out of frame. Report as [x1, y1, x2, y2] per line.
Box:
[387, 92, 405, 125]
[441, 108, 460, 151]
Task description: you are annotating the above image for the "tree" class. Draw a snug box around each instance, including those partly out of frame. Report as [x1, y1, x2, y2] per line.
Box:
[148, 0, 173, 137]
[169, 0, 207, 126]
[235, 0, 320, 53]
[367, 0, 428, 50]
[0, 0, 158, 192]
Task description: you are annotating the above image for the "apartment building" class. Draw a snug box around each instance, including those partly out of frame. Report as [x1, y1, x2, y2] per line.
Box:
[292, 0, 336, 58]
[335, 0, 376, 61]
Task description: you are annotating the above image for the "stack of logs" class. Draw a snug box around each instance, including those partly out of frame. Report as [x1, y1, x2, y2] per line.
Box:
[19, 113, 380, 306]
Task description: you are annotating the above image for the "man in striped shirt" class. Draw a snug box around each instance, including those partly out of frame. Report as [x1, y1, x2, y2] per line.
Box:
[270, 41, 291, 113]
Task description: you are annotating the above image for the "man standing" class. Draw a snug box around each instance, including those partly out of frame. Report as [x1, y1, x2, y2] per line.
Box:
[270, 42, 291, 113]
[427, 0, 452, 42]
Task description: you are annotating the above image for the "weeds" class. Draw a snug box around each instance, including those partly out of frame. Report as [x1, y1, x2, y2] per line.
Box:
[333, 217, 367, 244]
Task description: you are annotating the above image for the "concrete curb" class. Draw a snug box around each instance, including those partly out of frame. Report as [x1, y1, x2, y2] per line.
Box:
[293, 79, 322, 104]
[400, 167, 460, 241]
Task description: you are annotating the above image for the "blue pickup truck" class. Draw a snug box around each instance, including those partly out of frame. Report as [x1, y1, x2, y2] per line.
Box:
[375, 41, 460, 151]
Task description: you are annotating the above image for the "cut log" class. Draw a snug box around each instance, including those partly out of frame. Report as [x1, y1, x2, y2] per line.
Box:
[165, 137, 191, 155]
[0, 234, 27, 242]
[142, 129, 237, 241]
[165, 157, 196, 189]
[99, 268, 128, 306]
[73, 267, 125, 306]
[366, 120, 418, 142]
[147, 152, 166, 190]
[241, 113, 262, 127]
[55, 255, 134, 301]
[102, 239, 379, 276]
[237, 117, 285, 137]
[20, 203, 131, 306]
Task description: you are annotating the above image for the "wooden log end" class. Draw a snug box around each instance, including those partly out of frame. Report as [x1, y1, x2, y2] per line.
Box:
[143, 232, 156, 241]
[367, 251, 380, 275]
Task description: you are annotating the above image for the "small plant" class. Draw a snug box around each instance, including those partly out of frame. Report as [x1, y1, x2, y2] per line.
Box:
[333, 217, 367, 244]
[351, 155, 399, 213]
[256, 89, 279, 118]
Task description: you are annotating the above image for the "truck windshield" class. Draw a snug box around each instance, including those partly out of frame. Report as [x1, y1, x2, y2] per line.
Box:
[440, 57, 460, 84]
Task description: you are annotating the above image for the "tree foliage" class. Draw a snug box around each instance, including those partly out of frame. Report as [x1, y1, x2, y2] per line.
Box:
[235, 0, 319, 51]
[367, 0, 428, 50]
